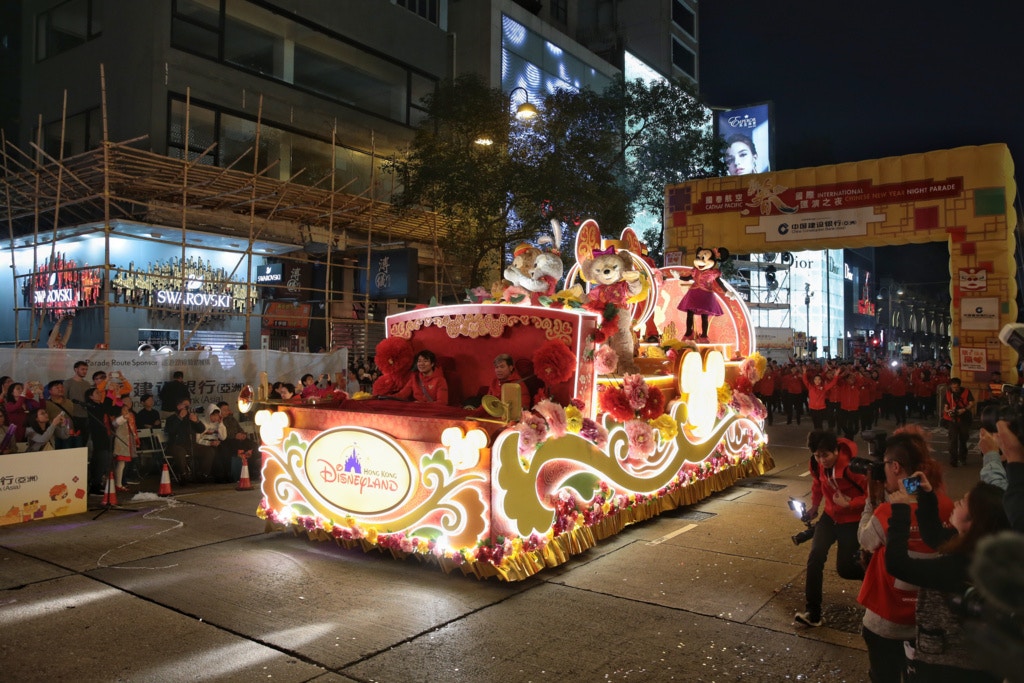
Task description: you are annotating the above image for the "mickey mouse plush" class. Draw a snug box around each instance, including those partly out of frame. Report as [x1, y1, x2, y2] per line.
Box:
[677, 246, 731, 343]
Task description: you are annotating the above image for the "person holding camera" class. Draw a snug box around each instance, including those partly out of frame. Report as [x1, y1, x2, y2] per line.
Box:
[794, 430, 868, 628]
[885, 473, 1009, 681]
[857, 426, 954, 683]
[943, 377, 975, 467]
[163, 398, 204, 483]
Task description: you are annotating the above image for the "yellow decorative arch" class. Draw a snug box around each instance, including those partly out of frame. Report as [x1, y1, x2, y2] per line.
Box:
[664, 143, 1018, 387]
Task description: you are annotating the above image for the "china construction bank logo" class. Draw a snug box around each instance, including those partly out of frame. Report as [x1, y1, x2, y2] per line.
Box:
[303, 427, 412, 514]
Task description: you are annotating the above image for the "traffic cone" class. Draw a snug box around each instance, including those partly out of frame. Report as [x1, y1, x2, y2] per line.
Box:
[236, 452, 253, 491]
[102, 471, 117, 506]
[158, 464, 173, 497]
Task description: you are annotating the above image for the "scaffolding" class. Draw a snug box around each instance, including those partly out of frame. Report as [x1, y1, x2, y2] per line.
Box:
[0, 76, 462, 358]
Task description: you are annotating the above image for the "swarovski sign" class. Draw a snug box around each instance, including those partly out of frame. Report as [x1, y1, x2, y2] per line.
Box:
[155, 290, 233, 308]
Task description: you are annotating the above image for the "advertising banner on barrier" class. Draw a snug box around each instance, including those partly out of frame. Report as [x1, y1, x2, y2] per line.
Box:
[0, 349, 348, 409]
[0, 447, 88, 525]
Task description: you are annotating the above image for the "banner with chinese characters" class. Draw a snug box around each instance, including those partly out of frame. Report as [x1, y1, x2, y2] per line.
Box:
[665, 143, 1017, 384]
[0, 448, 88, 525]
[959, 347, 987, 372]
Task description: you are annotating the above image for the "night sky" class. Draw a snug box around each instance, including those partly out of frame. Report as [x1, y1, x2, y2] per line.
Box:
[698, 1, 1024, 291]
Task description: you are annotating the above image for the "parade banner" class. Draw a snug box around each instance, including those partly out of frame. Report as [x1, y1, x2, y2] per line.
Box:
[0, 348, 348, 409]
[0, 448, 88, 526]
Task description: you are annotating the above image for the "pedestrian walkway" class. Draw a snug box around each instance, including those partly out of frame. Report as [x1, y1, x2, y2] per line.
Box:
[0, 415, 985, 682]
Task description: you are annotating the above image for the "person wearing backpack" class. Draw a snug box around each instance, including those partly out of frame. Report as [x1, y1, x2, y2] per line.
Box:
[794, 430, 869, 627]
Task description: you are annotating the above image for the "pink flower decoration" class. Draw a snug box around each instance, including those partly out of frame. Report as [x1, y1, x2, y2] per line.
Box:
[624, 419, 656, 457]
[593, 344, 619, 375]
[533, 399, 568, 438]
[622, 373, 649, 412]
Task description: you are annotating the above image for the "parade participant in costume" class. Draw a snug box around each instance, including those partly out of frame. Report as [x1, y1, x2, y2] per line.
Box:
[794, 430, 868, 628]
[111, 401, 139, 491]
[676, 247, 731, 343]
[942, 377, 975, 467]
[857, 426, 953, 683]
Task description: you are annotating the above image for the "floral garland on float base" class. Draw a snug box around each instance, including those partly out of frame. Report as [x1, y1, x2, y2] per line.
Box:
[258, 350, 773, 582]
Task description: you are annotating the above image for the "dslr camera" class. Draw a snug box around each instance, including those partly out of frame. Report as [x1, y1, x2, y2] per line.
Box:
[979, 384, 1024, 443]
[848, 429, 887, 482]
[788, 498, 815, 545]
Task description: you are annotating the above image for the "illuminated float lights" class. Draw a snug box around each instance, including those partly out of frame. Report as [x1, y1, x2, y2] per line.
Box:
[259, 443, 772, 581]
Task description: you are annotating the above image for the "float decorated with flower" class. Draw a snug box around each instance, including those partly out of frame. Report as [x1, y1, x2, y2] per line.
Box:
[254, 222, 773, 581]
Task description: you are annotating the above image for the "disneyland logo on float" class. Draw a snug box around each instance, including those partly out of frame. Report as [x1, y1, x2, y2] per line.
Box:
[303, 427, 413, 514]
[317, 449, 402, 495]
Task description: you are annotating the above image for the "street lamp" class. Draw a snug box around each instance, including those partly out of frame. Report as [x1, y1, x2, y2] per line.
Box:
[474, 86, 538, 146]
[804, 282, 813, 358]
[876, 282, 904, 357]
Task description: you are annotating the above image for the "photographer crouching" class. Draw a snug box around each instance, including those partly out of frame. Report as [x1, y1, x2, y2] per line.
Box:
[793, 430, 869, 627]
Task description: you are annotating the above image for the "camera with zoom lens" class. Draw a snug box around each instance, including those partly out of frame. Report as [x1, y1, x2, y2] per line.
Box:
[980, 384, 1024, 443]
[848, 429, 888, 482]
[792, 525, 816, 545]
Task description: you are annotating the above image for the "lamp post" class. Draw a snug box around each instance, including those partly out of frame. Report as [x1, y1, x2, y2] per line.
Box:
[876, 282, 904, 358]
[804, 282, 813, 358]
[473, 86, 537, 146]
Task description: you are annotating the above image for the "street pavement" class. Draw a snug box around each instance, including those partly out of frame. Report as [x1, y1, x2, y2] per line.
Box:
[0, 414, 984, 682]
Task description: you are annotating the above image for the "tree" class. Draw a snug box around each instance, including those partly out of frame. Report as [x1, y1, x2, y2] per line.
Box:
[390, 74, 724, 287]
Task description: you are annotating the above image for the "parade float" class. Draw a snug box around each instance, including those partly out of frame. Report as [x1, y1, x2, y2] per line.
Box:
[254, 221, 773, 581]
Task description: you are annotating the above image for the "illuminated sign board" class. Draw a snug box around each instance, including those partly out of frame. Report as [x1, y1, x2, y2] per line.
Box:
[155, 291, 233, 308]
[354, 248, 419, 299]
[256, 263, 283, 284]
[716, 102, 773, 176]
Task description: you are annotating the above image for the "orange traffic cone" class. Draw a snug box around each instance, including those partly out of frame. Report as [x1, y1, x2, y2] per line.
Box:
[236, 452, 253, 491]
[158, 464, 173, 497]
[102, 471, 117, 506]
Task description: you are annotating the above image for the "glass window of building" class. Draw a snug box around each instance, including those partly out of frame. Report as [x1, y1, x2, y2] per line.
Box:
[672, 37, 696, 79]
[170, 0, 427, 126]
[395, 0, 439, 25]
[672, 0, 696, 38]
[167, 96, 391, 200]
[171, 0, 220, 60]
[38, 107, 102, 158]
[501, 14, 610, 99]
[35, 0, 102, 62]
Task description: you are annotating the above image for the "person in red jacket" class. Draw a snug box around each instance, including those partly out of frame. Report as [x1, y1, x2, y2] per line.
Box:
[794, 430, 868, 627]
[780, 364, 805, 425]
[752, 365, 777, 426]
[857, 425, 953, 683]
[392, 350, 449, 405]
[802, 368, 840, 430]
[887, 368, 909, 427]
[836, 371, 863, 439]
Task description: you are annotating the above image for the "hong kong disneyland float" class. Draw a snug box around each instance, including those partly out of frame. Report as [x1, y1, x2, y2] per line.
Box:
[252, 219, 773, 581]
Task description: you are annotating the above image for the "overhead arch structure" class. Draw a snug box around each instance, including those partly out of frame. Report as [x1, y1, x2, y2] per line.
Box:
[664, 143, 1018, 387]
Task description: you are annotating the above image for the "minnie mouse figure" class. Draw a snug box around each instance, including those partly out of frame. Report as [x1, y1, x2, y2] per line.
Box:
[677, 246, 731, 343]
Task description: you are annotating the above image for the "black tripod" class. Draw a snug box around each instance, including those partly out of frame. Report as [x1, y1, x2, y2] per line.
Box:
[74, 397, 134, 519]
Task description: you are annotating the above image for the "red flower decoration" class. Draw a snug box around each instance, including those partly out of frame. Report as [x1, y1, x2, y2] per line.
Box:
[374, 337, 414, 377]
[598, 385, 635, 422]
[533, 340, 576, 385]
[638, 386, 665, 420]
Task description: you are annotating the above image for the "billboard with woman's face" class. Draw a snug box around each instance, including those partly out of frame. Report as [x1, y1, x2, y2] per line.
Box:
[716, 102, 773, 176]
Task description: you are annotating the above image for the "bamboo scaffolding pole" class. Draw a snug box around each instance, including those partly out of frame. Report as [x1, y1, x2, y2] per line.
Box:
[244, 94, 264, 346]
[179, 87, 191, 348]
[29, 116, 43, 345]
[100, 63, 113, 347]
[1, 132, 20, 345]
